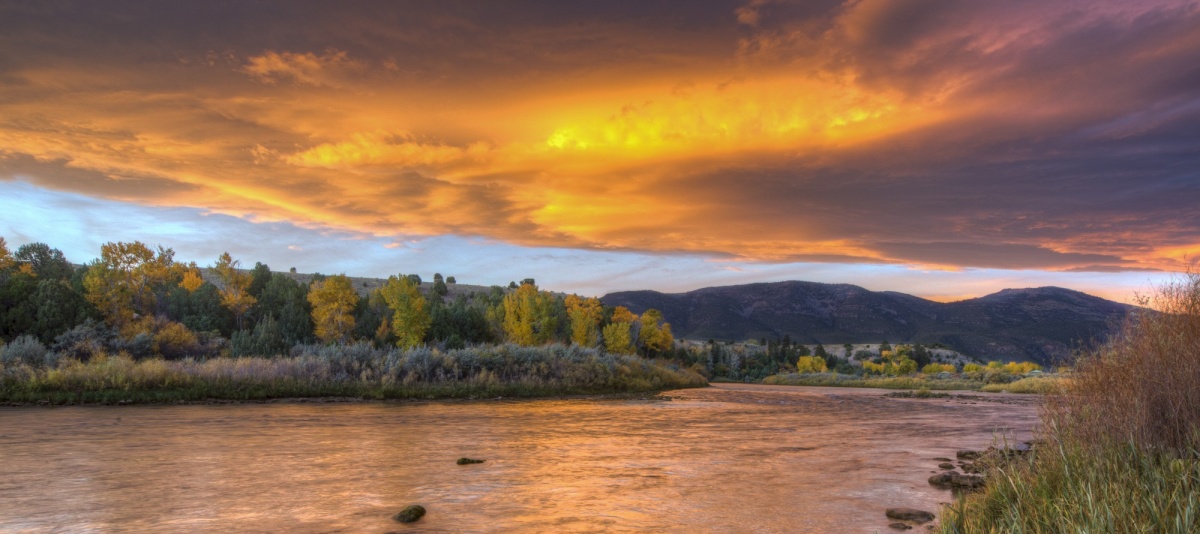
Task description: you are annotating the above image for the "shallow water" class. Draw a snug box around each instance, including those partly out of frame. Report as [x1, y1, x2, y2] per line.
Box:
[0, 384, 1039, 533]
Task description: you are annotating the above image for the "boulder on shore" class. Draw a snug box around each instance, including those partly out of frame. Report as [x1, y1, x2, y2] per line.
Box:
[393, 505, 426, 523]
[956, 450, 981, 460]
[457, 458, 486, 465]
[885, 508, 935, 524]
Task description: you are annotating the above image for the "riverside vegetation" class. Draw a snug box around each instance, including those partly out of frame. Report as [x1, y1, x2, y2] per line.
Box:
[0, 237, 702, 403]
[938, 273, 1200, 533]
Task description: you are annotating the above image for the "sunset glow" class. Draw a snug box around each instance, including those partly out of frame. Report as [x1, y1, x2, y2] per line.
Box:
[2, 0, 1198, 300]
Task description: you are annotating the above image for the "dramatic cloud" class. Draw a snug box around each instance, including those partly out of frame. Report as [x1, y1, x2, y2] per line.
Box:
[0, 0, 1197, 296]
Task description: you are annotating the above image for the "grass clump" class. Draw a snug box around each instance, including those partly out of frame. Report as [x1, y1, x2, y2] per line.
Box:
[0, 343, 707, 404]
[979, 376, 1065, 394]
[763, 372, 982, 391]
[939, 273, 1200, 533]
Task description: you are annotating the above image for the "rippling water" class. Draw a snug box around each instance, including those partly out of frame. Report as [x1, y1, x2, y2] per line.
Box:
[0, 384, 1039, 533]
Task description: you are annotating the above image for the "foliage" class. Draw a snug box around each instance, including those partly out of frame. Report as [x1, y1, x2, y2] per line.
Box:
[307, 274, 358, 343]
[565, 294, 603, 347]
[502, 283, 560, 346]
[922, 363, 957, 374]
[637, 308, 674, 356]
[602, 321, 634, 354]
[0, 344, 707, 403]
[82, 241, 179, 329]
[763, 373, 982, 390]
[940, 273, 1200, 533]
[795, 355, 827, 373]
[380, 275, 431, 348]
[213, 252, 257, 331]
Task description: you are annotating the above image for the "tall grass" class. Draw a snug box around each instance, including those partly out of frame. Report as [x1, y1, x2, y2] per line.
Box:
[979, 376, 1065, 394]
[763, 372, 983, 391]
[0, 343, 707, 404]
[940, 273, 1200, 533]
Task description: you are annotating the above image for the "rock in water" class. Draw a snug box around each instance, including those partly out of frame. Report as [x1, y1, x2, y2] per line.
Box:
[928, 472, 956, 487]
[456, 457, 485, 465]
[889, 522, 913, 530]
[956, 450, 981, 460]
[885, 508, 935, 524]
[393, 505, 426, 523]
[938, 463, 956, 470]
[951, 474, 986, 488]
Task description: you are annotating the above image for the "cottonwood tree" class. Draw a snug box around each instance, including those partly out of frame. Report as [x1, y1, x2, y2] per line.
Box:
[603, 306, 638, 354]
[82, 241, 177, 330]
[502, 282, 560, 345]
[637, 308, 674, 355]
[15, 243, 73, 281]
[565, 294, 603, 347]
[307, 274, 358, 343]
[213, 252, 256, 331]
[381, 274, 431, 348]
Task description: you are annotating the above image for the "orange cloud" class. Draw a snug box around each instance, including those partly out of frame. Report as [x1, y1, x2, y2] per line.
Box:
[1, 0, 1197, 276]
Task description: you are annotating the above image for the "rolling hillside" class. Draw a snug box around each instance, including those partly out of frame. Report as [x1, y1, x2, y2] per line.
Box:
[602, 282, 1132, 365]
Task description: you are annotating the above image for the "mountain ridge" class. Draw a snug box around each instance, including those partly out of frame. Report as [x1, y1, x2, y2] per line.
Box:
[601, 281, 1131, 365]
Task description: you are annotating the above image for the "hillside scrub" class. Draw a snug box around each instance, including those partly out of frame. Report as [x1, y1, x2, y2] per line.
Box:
[979, 376, 1064, 394]
[0, 343, 707, 404]
[939, 273, 1200, 533]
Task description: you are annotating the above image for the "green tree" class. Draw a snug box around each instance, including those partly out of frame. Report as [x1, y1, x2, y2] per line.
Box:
[307, 274, 358, 343]
[15, 243, 74, 280]
[258, 273, 312, 344]
[446, 276, 456, 284]
[381, 275, 431, 348]
[432, 272, 448, 297]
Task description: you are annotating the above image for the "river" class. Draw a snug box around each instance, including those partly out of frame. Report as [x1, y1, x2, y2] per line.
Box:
[0, 384, 1039, 533]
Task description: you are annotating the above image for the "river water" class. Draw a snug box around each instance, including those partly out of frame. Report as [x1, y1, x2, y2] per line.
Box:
[0, 384, 1039, 533]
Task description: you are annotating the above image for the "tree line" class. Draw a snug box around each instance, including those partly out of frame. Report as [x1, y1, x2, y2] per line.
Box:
[0, 237, 674, 360]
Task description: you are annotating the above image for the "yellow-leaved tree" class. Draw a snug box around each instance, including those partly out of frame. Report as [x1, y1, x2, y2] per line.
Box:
[83, 241, 177, 330]
[180, 263, 205, 293]
[637, 308, 674, 355]
[502, 282, 559, 346]
[0, 237, 14, 272]
[307, 274, 358, 343]
[565, 294, 603, 347]
[796, 355, 828, 373]
[603, 306, 638, 354]
[380, 275, 431, 348]
[214, 252, 256, 331]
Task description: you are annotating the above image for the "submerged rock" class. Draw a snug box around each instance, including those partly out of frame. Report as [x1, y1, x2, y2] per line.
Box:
[393, 505, 426, 523]
[938, 463, 956, 470]
[889, 522, 913, 530]
[456, 458, 486, 465]
[886, 508, 935, 524]
[932, 457, 954, 462]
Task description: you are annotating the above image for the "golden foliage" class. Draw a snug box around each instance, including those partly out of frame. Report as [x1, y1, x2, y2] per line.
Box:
[213, 252, 256, 329]
[638, 308, 674, 354]
[180, 268, 204, 293]
[602, 321, 634, 354]
[307, 274, 358, 343]
[796, 355, 828, 373]
[565, 294, 603, 347]
[83, 241, 177, 329]
[502, 283, 558, 346]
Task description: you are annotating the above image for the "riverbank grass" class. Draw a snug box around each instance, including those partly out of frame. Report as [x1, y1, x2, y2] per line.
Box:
[0, 343, 707, 404]
[763, 372, 982, 391]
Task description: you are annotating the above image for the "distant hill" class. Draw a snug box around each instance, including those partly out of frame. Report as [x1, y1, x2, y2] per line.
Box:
[602, 282, 1132, 365]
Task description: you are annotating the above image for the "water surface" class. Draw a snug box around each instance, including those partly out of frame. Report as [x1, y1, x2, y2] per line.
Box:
[0, 384, 1039, 532]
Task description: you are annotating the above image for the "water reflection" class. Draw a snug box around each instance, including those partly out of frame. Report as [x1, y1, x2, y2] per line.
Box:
[0, 384, 1038, 533]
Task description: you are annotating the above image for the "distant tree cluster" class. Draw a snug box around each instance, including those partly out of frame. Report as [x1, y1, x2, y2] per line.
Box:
[0, 237, 678, 363]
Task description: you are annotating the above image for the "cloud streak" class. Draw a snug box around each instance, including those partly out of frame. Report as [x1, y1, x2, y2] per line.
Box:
[0, 0, 1197, 282]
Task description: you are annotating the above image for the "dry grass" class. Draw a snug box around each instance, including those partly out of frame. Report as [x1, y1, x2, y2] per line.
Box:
[940, 273, 1200, 533]
[979, 376, 1065, 394]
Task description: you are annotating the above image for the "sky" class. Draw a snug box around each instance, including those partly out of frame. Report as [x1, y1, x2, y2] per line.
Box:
[1, 0, 1197, 302]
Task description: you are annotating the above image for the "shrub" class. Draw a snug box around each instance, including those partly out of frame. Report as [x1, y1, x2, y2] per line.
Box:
[796, 355, 827, 373]
[1, 335, 49, 367]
